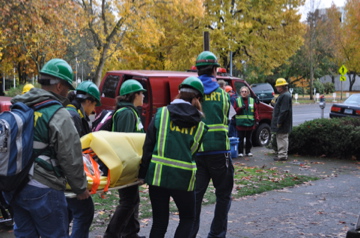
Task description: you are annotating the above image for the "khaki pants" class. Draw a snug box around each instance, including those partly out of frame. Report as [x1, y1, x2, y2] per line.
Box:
[276, 133, 288, 159]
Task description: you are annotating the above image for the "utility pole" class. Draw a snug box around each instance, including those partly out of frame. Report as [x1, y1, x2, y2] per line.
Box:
[309, 0, 315, 100]
[13, 67, 15, 88]
[203, 32, 210, 51]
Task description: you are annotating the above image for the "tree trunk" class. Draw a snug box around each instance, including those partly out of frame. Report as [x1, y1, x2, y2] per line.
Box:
[349, 72, 356, 92]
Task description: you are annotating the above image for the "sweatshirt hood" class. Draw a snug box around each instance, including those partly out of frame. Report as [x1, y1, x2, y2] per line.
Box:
[167, 99, 202, 128]
[198, 74, 219, 94]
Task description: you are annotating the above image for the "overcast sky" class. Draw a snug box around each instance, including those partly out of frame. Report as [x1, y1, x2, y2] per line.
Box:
[298, 0, 346, 21]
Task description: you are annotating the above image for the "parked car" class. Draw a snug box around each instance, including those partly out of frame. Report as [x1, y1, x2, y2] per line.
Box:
[97, 70, 274, 146]
[250, 83, 275, 104]
[330, 93, 360, 118]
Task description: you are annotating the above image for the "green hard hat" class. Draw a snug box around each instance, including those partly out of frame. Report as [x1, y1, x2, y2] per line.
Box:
[40, 58, 74, 90]
[179, 76, 204, 97]
[120, 79, 146, 96]
[195, 51, 220, 67]
[76, 81, 101, 106]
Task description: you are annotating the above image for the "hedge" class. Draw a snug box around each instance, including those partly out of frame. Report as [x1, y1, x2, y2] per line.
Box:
[289, 117, 360, 159]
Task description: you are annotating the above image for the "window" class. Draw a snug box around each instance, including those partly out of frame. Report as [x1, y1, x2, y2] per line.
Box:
[102, 75, 120, 98]
[234, 81, 247, 95]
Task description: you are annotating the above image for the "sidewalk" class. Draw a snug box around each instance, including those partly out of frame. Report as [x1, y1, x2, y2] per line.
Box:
[95, 146, 359, 238]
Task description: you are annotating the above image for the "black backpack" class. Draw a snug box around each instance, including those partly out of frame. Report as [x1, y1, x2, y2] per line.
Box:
[92, 110, 114, 132]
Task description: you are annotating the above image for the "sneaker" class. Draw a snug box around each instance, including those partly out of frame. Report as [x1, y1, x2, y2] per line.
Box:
[273, 157, 287, 161]
[246, 153, 253, 157]
[238, 153, 243, 157]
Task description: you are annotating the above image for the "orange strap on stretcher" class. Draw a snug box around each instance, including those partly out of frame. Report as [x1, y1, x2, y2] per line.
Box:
[82, 149, 111, 194]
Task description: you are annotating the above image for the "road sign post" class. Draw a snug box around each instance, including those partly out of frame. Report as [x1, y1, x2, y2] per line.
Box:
[338, 65, 348, 101]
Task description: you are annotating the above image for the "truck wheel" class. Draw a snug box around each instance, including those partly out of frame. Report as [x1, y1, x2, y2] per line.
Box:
[253, 123, 271, 146]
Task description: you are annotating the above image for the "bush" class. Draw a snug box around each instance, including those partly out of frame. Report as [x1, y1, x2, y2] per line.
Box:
[313, 79, 325, 94]
[5, 83, 40, 97]
[323, 82, 335, 94]
[289, 117, 360, 159]
[292, 87, 304, 95]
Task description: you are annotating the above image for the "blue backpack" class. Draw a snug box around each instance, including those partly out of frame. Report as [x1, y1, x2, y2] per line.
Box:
[0, 100, 61, 192]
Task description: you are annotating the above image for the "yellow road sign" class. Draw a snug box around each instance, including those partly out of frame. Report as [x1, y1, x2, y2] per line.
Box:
[338, 65, 348, 75]
[340, 75, 347, 81]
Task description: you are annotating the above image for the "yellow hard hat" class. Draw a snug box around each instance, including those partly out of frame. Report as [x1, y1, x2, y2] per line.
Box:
[275, 78, 288, 87]
[22, 83, 34, 94]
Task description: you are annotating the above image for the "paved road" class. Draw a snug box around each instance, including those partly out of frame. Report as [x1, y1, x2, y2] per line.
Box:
[292, 102, 331, 126]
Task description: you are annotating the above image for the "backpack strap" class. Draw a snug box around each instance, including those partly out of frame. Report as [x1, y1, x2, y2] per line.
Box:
[33, 99, 62, 110]
[32, 99, 64, 177]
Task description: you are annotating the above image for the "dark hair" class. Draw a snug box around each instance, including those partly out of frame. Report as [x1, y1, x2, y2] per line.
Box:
[175, 91, 203, 114]
[67, 91, 95, 105]
[197, 65, 216, 76]
[67, 91, 77, 102]
[115, 92, 138, 110]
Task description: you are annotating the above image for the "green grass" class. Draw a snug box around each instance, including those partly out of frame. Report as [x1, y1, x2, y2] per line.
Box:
[90, 163, 318, 230]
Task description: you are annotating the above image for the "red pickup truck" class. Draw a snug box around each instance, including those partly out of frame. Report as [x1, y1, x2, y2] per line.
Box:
[96, 70, 273, 146]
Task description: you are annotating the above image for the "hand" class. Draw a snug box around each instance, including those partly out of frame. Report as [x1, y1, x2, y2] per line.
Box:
[256, 122, 259, 126]
[137, 178, 145, 185]
[277, 124, 282, 128]
[241, 105, 246, 110]
[76, 190, 90, 200]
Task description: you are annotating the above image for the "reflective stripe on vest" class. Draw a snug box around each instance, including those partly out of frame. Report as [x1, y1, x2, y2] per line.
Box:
[235, 97, 255, 127]
[221, 89, 229, 125]
[112, 107, 143, 132]
[151, 107, 204, 191]
[151, 156, 197, 190]
[190, 121, 206, 154]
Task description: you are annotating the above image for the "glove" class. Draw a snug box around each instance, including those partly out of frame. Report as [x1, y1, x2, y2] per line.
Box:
[241, 105, 246, 110]
[256, 122, 259, 126]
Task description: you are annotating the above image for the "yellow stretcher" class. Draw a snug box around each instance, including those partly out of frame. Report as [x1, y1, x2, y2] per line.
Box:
[65, 131, 145, 198]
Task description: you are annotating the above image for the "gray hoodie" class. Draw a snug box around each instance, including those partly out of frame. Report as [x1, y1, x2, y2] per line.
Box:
[12, 88, 87, 194]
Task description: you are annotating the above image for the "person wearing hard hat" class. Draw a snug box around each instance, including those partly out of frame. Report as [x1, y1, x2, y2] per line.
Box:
[3, 59, 89, 237]
[65, 81, 101, 238]
[139, 76, 208, 237]
[104, 79, 146, 238]
[190, 51, 233, 238]
[22, 83, 34, 94]
[271, 78, 293, 161]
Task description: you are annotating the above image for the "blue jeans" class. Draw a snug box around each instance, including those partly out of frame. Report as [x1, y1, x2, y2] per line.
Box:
[228, 119, 238, 138]
[67, 196, 94, 238]
[3, 184, 69, 238]
[190, 153, 234, 238]
[149, 185, 195, 238]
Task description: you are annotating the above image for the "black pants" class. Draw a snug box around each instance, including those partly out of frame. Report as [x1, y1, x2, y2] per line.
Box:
[190, 153, 234, 238]
[104, 185, 140, 238]
[149, 185, 195, 238]
[238, 130, 253, 154]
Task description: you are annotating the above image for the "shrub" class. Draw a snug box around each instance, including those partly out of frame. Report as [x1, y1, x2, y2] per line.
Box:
[292, 87, 304, 95]
[289, 117, 360, 159]
[323, 82, 335, 94]
[313, 79, 325, 94]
